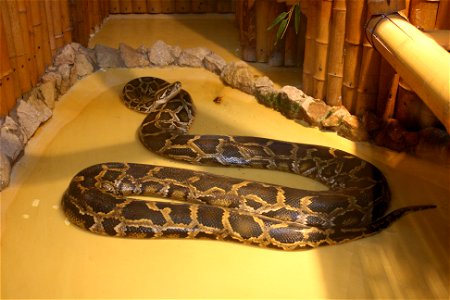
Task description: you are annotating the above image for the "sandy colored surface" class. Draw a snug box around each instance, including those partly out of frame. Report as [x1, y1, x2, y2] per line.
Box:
[1, 14, 449, 299]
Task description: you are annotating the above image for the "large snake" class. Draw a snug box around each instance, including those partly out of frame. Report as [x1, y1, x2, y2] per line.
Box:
[62, 77, 435, 250]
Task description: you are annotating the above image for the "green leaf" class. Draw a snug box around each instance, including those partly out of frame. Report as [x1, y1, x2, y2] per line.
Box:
[267, 11, 288, 31]
[276, 18, 288, 42]
[294, 4, 301, 34]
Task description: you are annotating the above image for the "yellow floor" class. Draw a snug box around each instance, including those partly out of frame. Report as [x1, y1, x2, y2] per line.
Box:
[1, 14, 449, 299]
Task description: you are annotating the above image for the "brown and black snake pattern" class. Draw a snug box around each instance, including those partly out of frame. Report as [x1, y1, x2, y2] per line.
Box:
[62, 77, 435, 250]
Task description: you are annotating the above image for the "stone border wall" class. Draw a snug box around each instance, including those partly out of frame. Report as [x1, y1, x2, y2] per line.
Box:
[1, 41, 449, 190]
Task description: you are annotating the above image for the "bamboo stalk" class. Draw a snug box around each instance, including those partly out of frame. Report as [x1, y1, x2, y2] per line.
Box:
[366, 13, 450, 133]
[376, 57, 396, 119]
[28, 0, 46, 75]
[255, 0, 270, 63]
[161, 0, 176, 13]
[302, 0, 320, 95]
[146, 0, 162, 13]
[60, 0, 73, 44]
[120, 0, 133, 13]
[175, 0, 191, 12]
[325, 0, 345, 106]
[17, 0, 38, 86]
[238, 0, 257, 62]
[268, 1, 285, 66]
[49, 0, 64, 49]
[110, 0, 121, 13]
[341, 0, 366, 113]
[0, 12, 16, 116]
[435, 0, 449, 29]
[217, 0, 233, 12]
[409, 0, 439, 29]
[132, 0, 148, 13]
[312, 0, 332, 100]
[283, 7, 298, 67]
[38, 0, 52, 66]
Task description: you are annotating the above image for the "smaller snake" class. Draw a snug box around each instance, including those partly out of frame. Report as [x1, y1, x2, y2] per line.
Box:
[62, 77, 435, 250]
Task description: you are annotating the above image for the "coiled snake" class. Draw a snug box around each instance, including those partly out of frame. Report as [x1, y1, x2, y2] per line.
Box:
[62, 77, 435, 250]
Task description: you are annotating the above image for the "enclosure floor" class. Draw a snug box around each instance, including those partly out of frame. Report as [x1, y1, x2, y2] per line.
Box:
[1, 14, 449, 299]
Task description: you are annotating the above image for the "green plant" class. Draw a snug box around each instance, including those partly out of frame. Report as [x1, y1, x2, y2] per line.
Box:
[267, 2, 301, 45]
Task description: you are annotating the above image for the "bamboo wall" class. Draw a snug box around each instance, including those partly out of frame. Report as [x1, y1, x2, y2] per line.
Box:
[236, 0, 449, 131]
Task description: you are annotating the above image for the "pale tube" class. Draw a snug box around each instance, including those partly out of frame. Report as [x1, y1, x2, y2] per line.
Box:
[366, 14, 450, 133]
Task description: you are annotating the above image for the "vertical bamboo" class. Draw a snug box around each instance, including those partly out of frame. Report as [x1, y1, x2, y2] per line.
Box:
[28, 0, 46, 76]
[255, 0, 270, 63]
[435, 0, 449, 29]
[267, 1, 286, 66]
[60, 0, 73, 44]
[341, 0, 365, 113]
[325, 0, 345, 106]
[283, 7, 298, 67]
[238, 0, 257, 62]
[147, 0, 162, 13]
[17, 0, 38, 86]
[0, 12, 16, 116]
[120, 0, 133, 13]
[376, 58, 397, 120]
[50, 0, 65, 49]
[132, 0, 148, 13]
[110, 0, 121, 13]
[312, 0, 332, 100]
[409, 0, 440, 29]
[3, 0, 32, 94]
[302, 0, 320, 95]
[217, 0, 233, 12]
[38, 0, 52, 65]
[175, 0, 191, 12]
[161, 0, 176, 13]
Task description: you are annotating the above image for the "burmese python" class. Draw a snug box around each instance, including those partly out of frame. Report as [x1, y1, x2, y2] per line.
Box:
[62, 77, 435, 250]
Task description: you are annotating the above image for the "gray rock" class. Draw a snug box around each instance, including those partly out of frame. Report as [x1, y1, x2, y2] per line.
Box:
[54, 44, 76, 66]
[57, 64, 74, 94]
[41, 71, 62, 97]
[203, 52, 227, 75]
[338, 115, 369, 142]
[74, 53, 95, 77]
[0, 153, 11, 191]
[149, 40, 176, 66]
[25, 90, 52, 123]
[9, 99, 42, 140]
[221, 61, 256, 94]
[0, 116, 27, 161]
[178, 47, 211, 67]
[95, 44, 125, 69]
[119, 43, 150, 68]
[321, 106, 350, 128]
[38, 81, 56, 109]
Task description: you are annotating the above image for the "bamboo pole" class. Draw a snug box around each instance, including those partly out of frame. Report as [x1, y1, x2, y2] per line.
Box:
[255, 0, 270, 63]
[60, 0, 73, 44]
[175, 0, 191, 12]
[435, 0, 449, 29]
[147, 0, 162, 13]
[132, 0, 148, 13]
[302, 0, 320, 95]
[341, 0, 366, 114]
[268, 1, 285, 66]
[325, 0, 345, 106]
[17, 0, 38, 86]
[120, 0, 133, 13]
[50, 0, 64, 49]
[238, 0, 257, 62]
[110, 0, 121, 13]
[312, 0, 332, 100]
[217, 0, 233, 12]
[366, 14, 450, 133]
[161, 0, 176, 13]
[409, 0, 439, 29]
[376, 57, 397, 119]
[28, 0, 46, 76]
[38, 0, 52, 66]
[284, 8, 298, 67]
[0, 12, 16, 116]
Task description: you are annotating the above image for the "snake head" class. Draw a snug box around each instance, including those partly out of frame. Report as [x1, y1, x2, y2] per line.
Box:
[157, 81, 182, 101]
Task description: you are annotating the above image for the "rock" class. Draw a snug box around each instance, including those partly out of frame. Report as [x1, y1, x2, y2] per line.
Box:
[373, 119, 418, 151]
[149, 40, 176, 66]
[203, 52, 227, 75]
[178, 47, 211, 67]
[221, 61, 256, 94]
[41, 71, 62, 98]
[321, 106, 351, 129]
[74, 52, 95, 77]
[38, 81, 56, 109]
[414, 128, 450, 164]
[119, 43, 150, 68]
[0, 116, 27, 161]
[25, 89, 52, 123]
[0, 153, 11, 191]
[304, 99, 330, 127]
[9, 99, 42, 140]
[337, 115, 369, 142]
[57, 64, 74, 94]
[361, 111, 381, 133]
[94, 44, 125, 69]
[54, 44, 76, 66]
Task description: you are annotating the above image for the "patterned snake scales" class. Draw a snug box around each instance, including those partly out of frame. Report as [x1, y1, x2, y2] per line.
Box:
[62, 77, 435, 250]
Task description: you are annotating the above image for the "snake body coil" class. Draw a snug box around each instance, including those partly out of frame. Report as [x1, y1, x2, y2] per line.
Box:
[62, 77, 434, 250]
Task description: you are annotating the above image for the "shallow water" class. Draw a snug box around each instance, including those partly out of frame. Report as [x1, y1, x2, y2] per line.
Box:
[1, 15, 448, 299]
